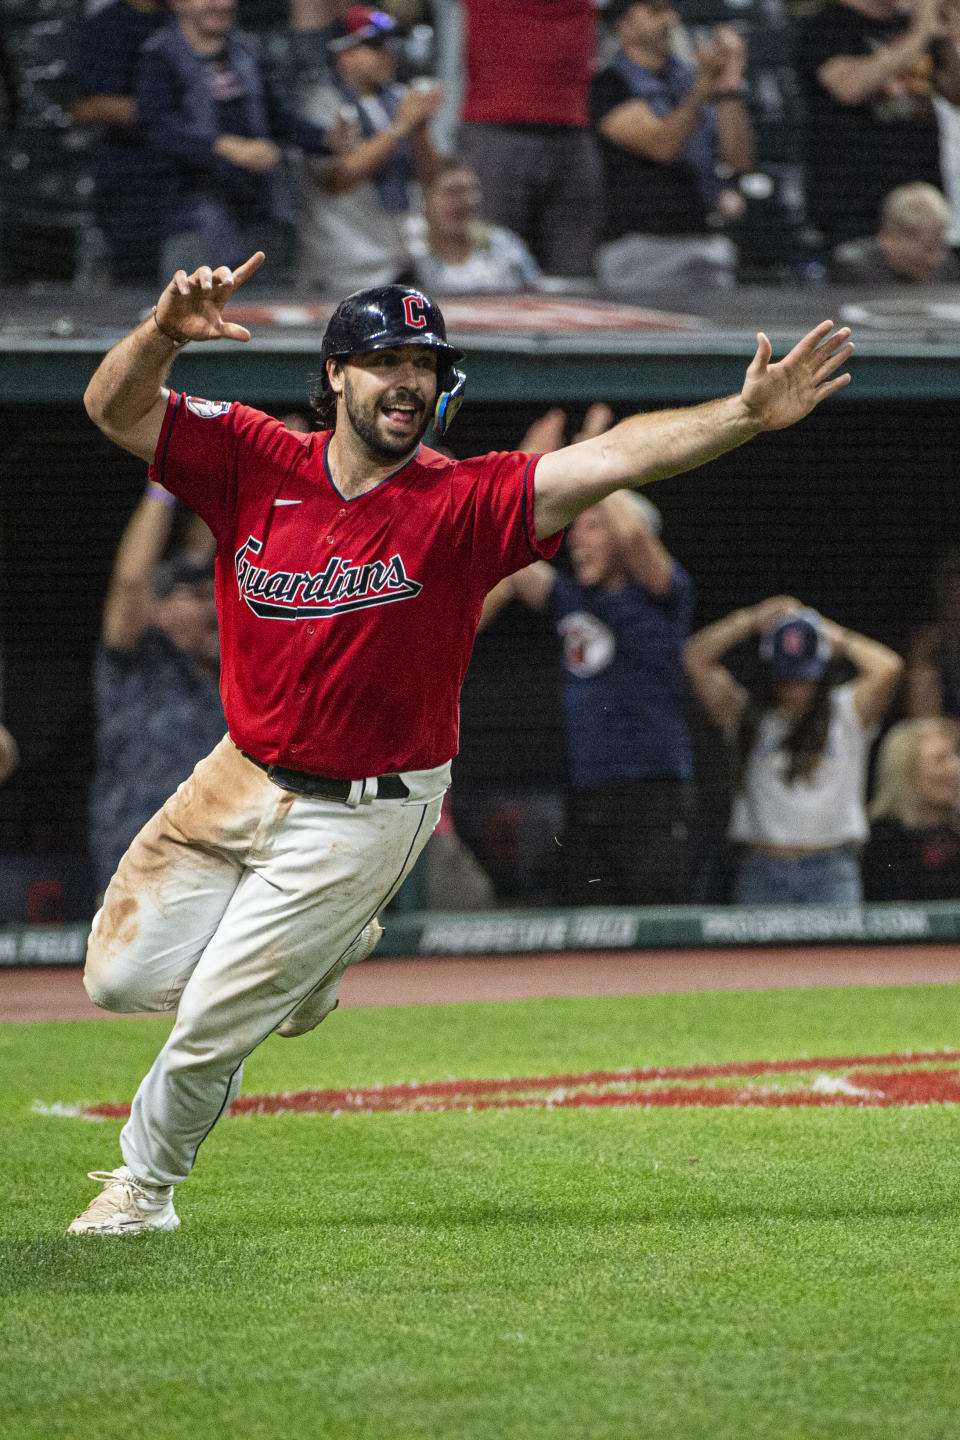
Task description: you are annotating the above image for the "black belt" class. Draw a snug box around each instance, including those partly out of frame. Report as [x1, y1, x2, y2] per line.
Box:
[242, 753, 408, 801]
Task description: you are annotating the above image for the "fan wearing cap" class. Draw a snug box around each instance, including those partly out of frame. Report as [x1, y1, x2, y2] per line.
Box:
[88, 481, 223, 901]
[68, 240, 851, 1235]
[295, 5, 445, 295]
[685, 597, 902, 904]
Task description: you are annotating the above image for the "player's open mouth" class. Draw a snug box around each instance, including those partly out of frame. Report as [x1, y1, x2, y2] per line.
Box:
[381, 403, 421, 427]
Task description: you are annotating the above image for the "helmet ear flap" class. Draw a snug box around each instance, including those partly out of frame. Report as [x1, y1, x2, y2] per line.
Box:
[433, 365, 466, 437]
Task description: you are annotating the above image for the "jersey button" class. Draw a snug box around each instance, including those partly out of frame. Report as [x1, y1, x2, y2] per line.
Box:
[306, 624, 316, 635]
[339, 507, 347, 516]
[326, 535, 334, 544]
[297, 683, 306, 695]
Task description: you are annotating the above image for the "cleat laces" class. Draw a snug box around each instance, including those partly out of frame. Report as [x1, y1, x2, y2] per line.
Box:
[79, 1170, 167, 1221]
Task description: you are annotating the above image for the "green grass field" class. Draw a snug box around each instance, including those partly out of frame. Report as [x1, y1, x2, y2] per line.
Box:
[3, 983, 960, 1439]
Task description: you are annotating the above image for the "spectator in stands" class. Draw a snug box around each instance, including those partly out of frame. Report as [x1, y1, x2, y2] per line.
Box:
[69, 0, 169, 287]
[685, 599, 903, 904]
[906, 544, 960, 717]
[455, 0, 601, 279]
[797, 0, 960, 252]
[480, 406, 697, 906]
[136, 0, 333, 283]
[89, 480, 224, 899]
[296, 6, 445, 294]
[830, 181, 960, 282]
[863, 717, 960, 899]
[591, 0, 755, 295]
[404, 159, 543, 292]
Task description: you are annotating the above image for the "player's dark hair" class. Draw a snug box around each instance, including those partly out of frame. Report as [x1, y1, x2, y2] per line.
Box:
[308, 372, 337, 430]
[732, 657, 845, 789]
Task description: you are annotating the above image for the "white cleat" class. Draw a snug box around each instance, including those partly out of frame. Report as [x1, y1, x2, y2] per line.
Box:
[277, 918, 384, 1038]
[68, 1167, 180, 1235]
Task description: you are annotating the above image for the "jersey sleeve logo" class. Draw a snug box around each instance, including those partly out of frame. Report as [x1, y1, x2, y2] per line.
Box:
[234, 536, 422, 619]
[185, 397, 234, 419]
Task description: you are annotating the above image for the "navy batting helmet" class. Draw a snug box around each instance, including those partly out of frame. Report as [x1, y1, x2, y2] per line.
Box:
[318, 285, 466, 436]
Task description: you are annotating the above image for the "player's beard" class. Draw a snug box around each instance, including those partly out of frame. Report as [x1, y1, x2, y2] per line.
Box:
[341, 376, 434, 461]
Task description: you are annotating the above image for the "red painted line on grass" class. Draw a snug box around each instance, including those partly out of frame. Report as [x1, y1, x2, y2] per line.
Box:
[75, 1049, 960, 1119]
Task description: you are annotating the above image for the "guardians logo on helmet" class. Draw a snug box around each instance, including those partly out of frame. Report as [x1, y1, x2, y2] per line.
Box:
[309, 284, 466, 437]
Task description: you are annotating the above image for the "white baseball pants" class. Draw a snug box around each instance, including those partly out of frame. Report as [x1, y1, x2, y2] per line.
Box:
[84, 736, 447, 1186]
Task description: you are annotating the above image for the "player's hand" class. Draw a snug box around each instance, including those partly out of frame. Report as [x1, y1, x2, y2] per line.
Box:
[740, 321, 853, 432]
[153, 252, 266, 344]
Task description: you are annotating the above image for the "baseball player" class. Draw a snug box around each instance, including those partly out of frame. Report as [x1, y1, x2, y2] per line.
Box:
[69, 249, 852, 1235]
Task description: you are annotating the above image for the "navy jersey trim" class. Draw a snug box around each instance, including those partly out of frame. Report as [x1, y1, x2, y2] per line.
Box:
[322, 434, 423, 502]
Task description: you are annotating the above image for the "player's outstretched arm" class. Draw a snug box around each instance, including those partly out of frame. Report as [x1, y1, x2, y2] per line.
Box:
[84, 252, 265, 462]
[532, 321, 853, 538]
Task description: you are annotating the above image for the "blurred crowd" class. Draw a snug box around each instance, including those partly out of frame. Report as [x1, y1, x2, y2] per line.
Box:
[456, 406, 960, 911]
[2, 399, 954, 922]
[4, 0, 960, 291]
[4, 0, 960, 920]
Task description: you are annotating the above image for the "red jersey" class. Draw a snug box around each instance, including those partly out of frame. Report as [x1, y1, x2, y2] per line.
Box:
[149, 392, 562, 777]
[460, 0, 596, 128]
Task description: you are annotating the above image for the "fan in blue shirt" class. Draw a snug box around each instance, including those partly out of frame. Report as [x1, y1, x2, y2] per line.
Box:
[481, 405, 695, 905]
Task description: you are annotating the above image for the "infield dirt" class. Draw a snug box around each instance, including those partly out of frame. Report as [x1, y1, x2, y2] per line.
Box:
[4, 941, 960, 1022]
